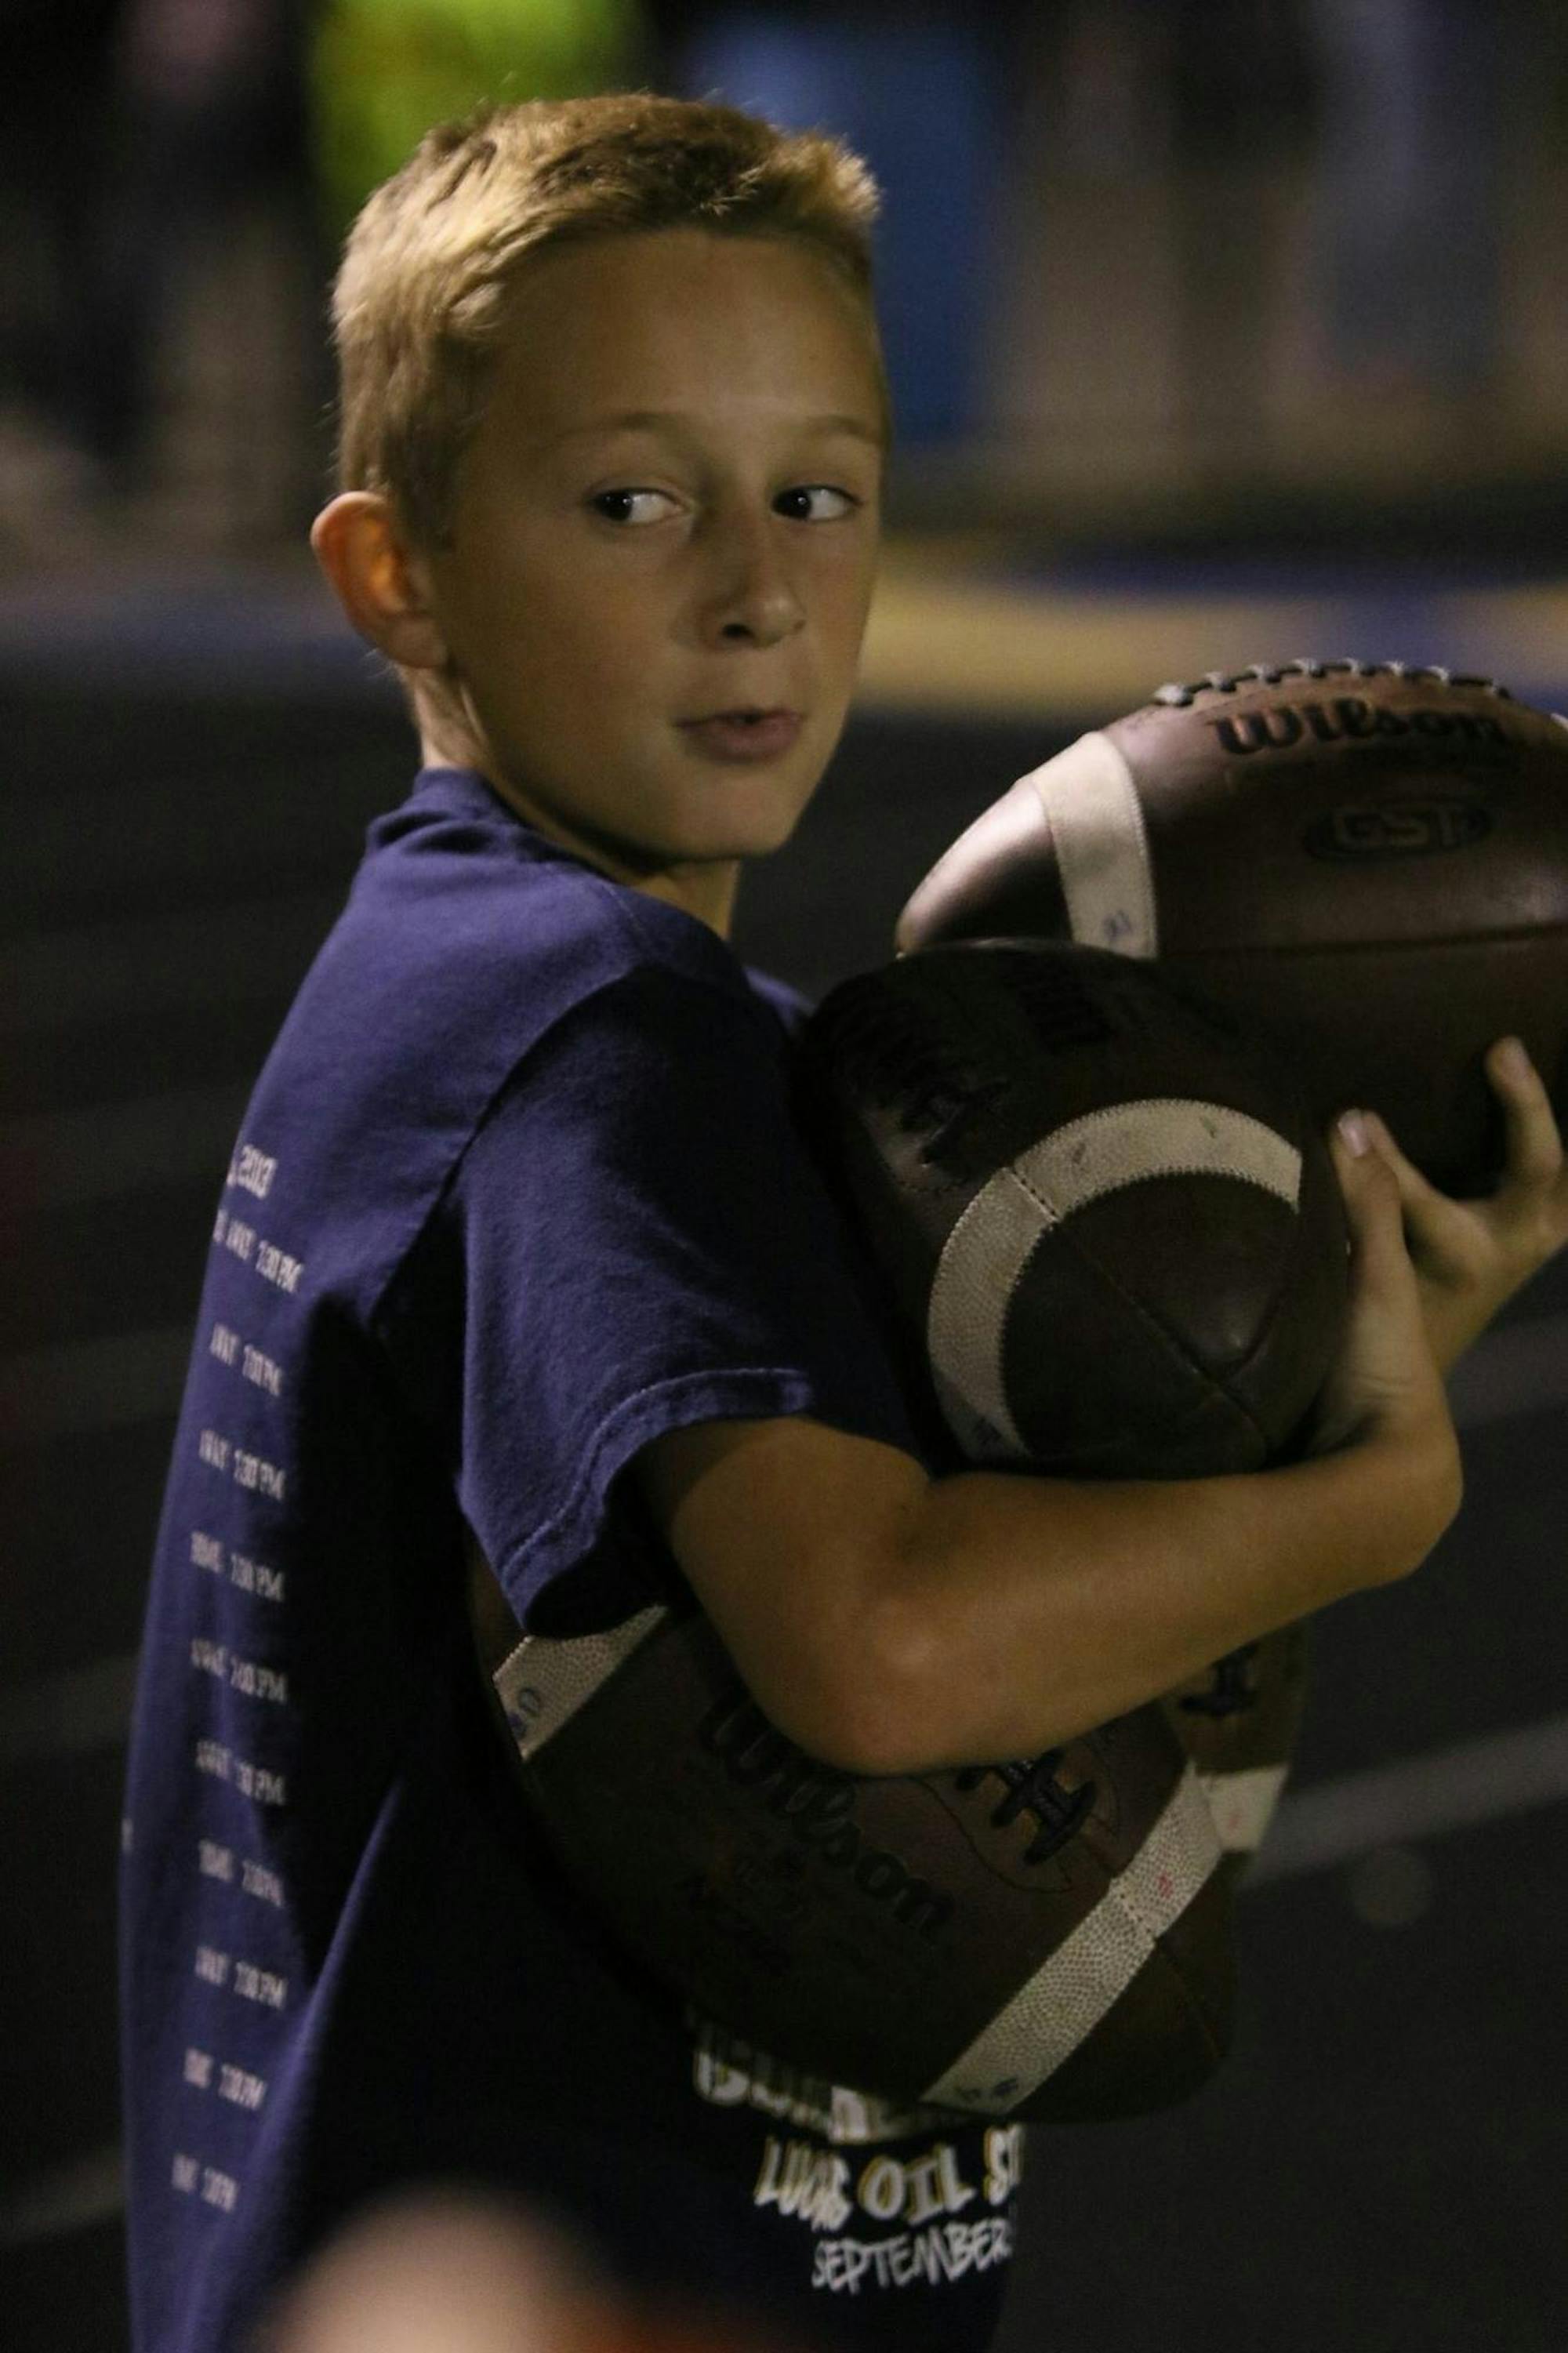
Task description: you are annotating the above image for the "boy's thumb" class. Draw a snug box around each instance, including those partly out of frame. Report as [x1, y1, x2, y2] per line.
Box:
[1331, 1113, 1408, 1280]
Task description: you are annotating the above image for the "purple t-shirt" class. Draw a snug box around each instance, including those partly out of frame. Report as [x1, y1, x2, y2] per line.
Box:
[119, 767, 1023, 2353]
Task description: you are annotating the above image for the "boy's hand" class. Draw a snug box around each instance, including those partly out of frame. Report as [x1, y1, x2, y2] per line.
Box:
[1361, 1038, 1568, 1378]
[1306, 1114, 1459, 1472]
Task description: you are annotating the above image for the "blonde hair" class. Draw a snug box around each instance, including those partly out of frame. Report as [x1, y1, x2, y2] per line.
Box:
[328, 90, 887, 550]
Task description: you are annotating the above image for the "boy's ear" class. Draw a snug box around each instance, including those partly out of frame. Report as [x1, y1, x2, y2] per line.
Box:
[310, 492, 451, 673]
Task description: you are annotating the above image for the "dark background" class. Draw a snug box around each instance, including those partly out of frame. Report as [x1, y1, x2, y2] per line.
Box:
[4, 3, 1567, 2346]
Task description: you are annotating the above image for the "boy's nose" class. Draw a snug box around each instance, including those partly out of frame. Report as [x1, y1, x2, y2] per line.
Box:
[702, 521, 804, 648]
[716, 583, 804, 646]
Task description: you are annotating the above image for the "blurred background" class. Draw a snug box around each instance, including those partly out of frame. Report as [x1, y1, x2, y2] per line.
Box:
[3, 2, 1567, 2348]
[9, 0, 1568, 569]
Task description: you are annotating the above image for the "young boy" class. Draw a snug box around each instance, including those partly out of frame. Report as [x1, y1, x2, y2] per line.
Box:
[118, 91, 1566, 2353]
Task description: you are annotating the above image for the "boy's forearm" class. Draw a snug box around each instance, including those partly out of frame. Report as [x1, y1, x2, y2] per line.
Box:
[873, 1423, 1462, 1772]
[644, 1401, 1461, 1781]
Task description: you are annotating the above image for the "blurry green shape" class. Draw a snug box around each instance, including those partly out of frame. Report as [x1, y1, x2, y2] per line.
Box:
[310, 0, 642, 230]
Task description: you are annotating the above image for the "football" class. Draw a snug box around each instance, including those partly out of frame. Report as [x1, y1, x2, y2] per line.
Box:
[474, 941, 1350, 2122]
[895, 662, 1568, 1196]
[1158, 1623, 1312, 1888]
[796, 939, 1349, 1480]
[481, 1578, 1233, 2125]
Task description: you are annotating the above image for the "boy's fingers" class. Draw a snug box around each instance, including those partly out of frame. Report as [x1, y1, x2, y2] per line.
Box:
[1486, 1038, 1565, 1193]
[1359, 1109, 1448, 1210]
[1330, 1117, 1412, 1279]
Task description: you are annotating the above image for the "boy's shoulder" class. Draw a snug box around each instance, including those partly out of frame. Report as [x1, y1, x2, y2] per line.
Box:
[238, 769, 791, 1274]
[353, 764, 776, 1028]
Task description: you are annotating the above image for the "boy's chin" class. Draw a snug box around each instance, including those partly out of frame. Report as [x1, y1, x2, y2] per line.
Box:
[646, 831, 792, 879]
[693, 810, 808, 865]
[663, 792, 818, 868]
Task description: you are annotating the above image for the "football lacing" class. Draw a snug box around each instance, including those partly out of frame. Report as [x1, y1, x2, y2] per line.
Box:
[1151, 659, 1508, 709]
[953, 1751, 1098, 1864]
[1176, 1642, 1260, 1720]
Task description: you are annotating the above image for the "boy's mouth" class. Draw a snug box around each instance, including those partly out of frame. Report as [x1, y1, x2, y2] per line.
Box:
[677, 709, 803, 763]
[681, 706, 799, 724]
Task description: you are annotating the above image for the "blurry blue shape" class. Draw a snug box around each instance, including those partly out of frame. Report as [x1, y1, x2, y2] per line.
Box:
[677, 12, 1001, 444]
[1305, 0, 1512, 395]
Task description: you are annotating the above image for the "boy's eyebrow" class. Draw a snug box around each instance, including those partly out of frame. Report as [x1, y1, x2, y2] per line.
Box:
[545, 409, 885, 448]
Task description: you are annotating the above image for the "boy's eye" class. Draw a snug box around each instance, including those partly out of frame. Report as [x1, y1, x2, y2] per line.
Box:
[588, 483, 863, 526]
[775, 485, 861, 521]
[590, 488, 679, 525]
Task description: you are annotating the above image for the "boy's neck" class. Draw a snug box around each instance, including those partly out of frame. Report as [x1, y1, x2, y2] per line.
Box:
[422, 738, 742, 940]
[633, 859, 742, 941]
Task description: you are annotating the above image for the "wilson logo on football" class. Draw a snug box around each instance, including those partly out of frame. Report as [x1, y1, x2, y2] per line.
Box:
[699, 1696, 956, 1939]
[1209, 699, 1508, 755]
[1303, 799, 1494, 861]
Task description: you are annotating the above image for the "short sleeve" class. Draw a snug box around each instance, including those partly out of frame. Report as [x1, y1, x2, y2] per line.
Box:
[447, 960, 920, 1625]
